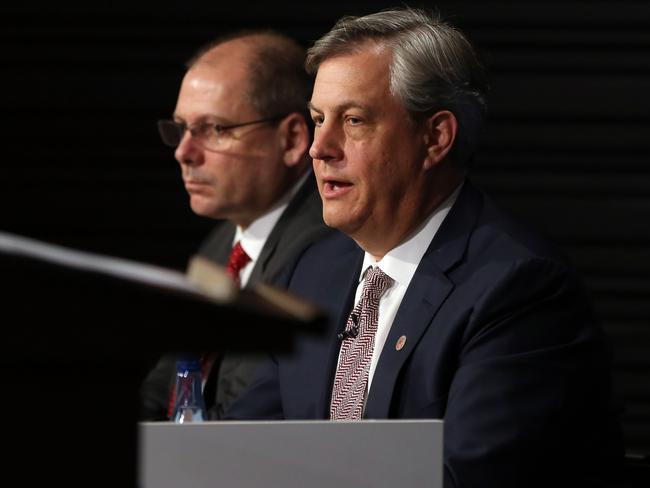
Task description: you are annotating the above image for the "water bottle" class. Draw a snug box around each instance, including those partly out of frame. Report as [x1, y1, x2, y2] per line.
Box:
[171, 357, 207, 423]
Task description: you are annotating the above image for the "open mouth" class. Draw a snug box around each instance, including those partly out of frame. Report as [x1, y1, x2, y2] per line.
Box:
[322, 178, 353, 197]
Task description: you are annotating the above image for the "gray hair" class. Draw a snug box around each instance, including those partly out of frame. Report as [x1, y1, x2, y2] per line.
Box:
[189, 30, 313, 122]
[306, 8, 488, 167]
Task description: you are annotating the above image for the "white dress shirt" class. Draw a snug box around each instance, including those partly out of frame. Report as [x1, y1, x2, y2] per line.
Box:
[232, 173, 308, 288]
[352, 182, 463, 393]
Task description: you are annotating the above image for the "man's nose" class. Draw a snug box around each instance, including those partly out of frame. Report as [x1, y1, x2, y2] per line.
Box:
[174, 132, 203, 167]
[309, 123, 343, 163]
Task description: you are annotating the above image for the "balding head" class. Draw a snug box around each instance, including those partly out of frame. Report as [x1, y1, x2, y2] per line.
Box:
[188, 32, 313, 121]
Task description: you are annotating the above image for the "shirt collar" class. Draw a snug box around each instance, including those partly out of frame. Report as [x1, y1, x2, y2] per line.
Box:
[358, 181, 464, 286]
[234, 172, 308, 262]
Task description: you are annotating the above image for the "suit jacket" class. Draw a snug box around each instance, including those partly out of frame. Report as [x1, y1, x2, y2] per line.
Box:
[226, 180, 622, 487]
[139, 174, 331, 420]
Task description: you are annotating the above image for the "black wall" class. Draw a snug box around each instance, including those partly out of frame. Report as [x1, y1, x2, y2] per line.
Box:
[2, 1, 649, 456]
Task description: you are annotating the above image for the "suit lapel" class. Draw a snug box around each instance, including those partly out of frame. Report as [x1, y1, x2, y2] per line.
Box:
[319, 248, 365, 417]
[249, 176, 316, 285]
[364, 257, 454, 418]
[299, 242, 364, 418]
[364, 180, 484, 418]
[196, 222, 236, 267]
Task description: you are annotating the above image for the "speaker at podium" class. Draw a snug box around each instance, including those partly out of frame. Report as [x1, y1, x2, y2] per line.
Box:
[0, 231, 326, 488]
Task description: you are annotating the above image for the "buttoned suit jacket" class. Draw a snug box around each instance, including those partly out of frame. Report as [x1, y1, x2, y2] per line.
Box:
[226, 180, 622, 487]
[139, 174, 331, 420]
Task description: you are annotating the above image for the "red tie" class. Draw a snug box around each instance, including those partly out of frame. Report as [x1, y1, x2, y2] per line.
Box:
[167, 242, 251, 419]
[225, 241, 251, 288]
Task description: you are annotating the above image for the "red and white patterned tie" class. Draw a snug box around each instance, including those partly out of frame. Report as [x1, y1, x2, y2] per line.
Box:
[225, 241, 251, 288]
[330, 266, 393, 420]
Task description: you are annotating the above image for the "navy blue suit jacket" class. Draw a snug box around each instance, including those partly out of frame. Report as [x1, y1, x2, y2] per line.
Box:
[227, 180, 622, 487]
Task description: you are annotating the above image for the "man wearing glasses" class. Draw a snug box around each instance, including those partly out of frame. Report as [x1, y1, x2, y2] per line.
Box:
[140, 31, 330, 420]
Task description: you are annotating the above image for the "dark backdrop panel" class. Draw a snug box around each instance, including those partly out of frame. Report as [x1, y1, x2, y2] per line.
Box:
[2, 0, 649, 457]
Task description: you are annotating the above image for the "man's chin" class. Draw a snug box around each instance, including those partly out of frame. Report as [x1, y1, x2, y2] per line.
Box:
[323, 211, 357, 234]
[189, 198, 222, 219]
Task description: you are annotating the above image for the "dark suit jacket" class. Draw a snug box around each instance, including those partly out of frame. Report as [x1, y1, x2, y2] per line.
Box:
[226, 180, 622, 487]
[140, 174, 331, 420]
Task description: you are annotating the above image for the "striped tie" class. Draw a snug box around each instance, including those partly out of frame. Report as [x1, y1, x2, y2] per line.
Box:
[330, 266, 393, 420]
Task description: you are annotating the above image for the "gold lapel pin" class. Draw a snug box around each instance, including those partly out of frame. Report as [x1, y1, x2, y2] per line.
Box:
[395, 335, 407, 351]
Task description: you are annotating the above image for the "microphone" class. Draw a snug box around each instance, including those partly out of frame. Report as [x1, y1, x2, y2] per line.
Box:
[337, 313, 359, 341]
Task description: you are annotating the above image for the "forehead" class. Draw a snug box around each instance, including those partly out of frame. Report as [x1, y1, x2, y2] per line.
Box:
[175, 58, 252, 120]
[310, 45, 394, 111]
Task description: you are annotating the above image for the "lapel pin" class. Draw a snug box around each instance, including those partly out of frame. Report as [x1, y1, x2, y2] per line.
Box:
[395, 335, 407, 351]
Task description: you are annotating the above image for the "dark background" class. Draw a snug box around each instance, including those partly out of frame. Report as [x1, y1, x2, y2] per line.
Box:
[2, 0, 649, 458]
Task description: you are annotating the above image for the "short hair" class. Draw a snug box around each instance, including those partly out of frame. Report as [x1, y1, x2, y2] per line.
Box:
[306, 8, 488, 167]
[188, 30, 313, 122]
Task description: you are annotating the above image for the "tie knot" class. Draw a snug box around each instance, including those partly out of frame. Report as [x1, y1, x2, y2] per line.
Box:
[361, 266, 393, 300]
[226, 241, 251, 286]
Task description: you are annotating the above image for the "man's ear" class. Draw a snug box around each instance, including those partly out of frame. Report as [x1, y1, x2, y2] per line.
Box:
[423, 110, 457, 170]
[279, 113, 310, 167]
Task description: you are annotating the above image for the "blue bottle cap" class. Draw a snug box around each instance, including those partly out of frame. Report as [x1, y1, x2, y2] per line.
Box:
[176, 359, 201, 372]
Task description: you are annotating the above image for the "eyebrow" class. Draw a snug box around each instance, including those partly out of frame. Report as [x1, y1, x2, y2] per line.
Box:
[172, 113, 229, 124]
[306, 102, 319, 113]
[307, 101, 371, 114]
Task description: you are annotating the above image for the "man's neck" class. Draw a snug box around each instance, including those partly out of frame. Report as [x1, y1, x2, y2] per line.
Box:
[234, 170, 309, 232]
[360, 176, 465, 261]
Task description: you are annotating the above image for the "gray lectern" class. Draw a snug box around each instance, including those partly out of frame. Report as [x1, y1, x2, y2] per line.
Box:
[139, 420, 443, 488]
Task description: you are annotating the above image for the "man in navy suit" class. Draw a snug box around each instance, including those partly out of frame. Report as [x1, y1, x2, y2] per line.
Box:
[227, 9, 622, 487]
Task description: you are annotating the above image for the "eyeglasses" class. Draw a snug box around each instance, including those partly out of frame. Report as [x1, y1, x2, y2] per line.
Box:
[157, 114, 287, 151]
